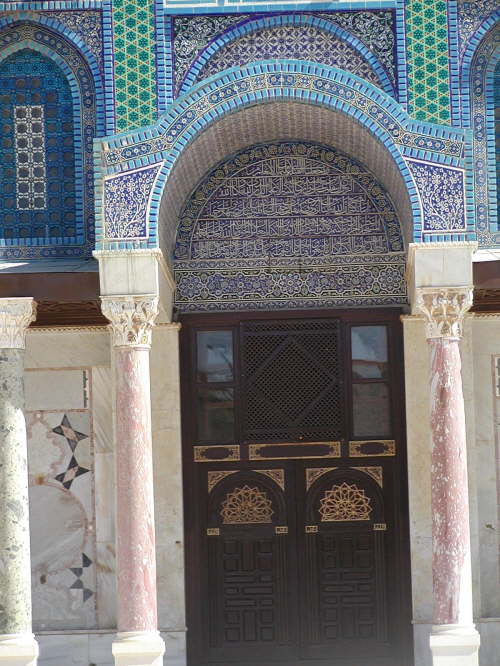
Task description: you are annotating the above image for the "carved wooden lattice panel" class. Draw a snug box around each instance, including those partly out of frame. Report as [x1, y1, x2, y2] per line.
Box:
[241, 319, 342, 442]
[305, 532, 379, 645]
[208, 538, 289, 648]
[319, 533, 377, 640]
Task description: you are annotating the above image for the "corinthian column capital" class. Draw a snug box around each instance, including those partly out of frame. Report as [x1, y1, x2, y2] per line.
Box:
[101, 295, 159, 348]
[415, 287, 473, 340]
[0, 298, 37, 350]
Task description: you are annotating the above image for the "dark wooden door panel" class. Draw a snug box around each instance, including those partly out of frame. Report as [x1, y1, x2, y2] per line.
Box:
[181, 311, 412, 666]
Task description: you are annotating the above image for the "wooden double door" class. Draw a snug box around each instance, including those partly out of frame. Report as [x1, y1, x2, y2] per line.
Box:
[180, 310, 412, 666]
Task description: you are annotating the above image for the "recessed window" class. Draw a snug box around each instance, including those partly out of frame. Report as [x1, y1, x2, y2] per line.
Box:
[0, 49, 76, 244]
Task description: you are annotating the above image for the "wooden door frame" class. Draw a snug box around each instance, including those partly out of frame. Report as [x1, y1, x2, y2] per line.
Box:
[179, 307, 413, 666]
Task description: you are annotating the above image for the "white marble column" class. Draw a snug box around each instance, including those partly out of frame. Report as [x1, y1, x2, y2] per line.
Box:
[416, 287, 480, 666]
[101, 295, 165, 666]
[0, 298, 39, 666]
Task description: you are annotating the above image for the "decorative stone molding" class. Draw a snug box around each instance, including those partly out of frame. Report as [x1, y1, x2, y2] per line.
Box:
[415, 287, 473, 339]
[100, 295, 159, 348]
[0, 298, 37, 349]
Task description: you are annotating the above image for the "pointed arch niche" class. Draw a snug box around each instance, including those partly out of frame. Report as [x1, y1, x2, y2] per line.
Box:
[158, 102, 412, 313]
[0, 23, 99, 259]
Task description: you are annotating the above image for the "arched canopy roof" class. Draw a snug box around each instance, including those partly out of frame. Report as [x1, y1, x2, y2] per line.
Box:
[158, 100, 414, 262]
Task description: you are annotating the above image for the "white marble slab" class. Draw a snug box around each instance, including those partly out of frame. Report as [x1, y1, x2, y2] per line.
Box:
[25, 369, 87, 411]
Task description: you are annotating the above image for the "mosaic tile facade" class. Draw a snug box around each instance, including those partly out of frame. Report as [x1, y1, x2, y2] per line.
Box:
[173, 141, 407, 311]
[458, 0, 499, 61]
[407, 159, 466, 236]
[104, 162, 162, 240]
[172, 10, 396, 97]
[0, 3, 498, 259]
[405, 0, 451, 123]
[45, 10, 104, 76]
[496, 61, 500, 218]
[465, 23, 500, 243]
[0, 23, 97, 259]
[102, 66, 465, 171]
[112, 0, 156, 131]
[194, 26, 382, 94]
[173, 13, 250, 94]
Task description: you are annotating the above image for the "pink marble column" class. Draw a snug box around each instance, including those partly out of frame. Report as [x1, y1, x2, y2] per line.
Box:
[417, 287, 480, 665]
[101, 295, 165, 666]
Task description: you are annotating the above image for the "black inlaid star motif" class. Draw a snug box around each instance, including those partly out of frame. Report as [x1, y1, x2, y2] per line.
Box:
[55, 456, 90, 489]
[70, 553, 93, 603]
[52, 414, 88, 452]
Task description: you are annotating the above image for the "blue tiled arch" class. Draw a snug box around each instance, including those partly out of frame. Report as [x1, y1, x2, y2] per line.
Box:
[0, 22, 100, 258]
[460, 15, 500, 239]
[99, 61, 433, 249]
[177, 14, 396, 99]
[0, 13, 104, 132]
[152, 65, 421, 246]
[460, 10, 500, 127]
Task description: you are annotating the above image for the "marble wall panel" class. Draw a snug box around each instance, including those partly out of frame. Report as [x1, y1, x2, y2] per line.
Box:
[402, 316, 433, 623]
[92, 367, 113, 454]
[25, 329, 109, 369]
[25, 369, 89, 411]
[26, 368, 97, 630]
[150, 325, 186, 636]
[470, 316, 500, 618]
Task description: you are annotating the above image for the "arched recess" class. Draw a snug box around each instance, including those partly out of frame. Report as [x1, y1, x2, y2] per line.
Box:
[0, 22, 101, 258]
[461, 15, 500, 243]
[154, 92, 417, 311]
[177, 14, 395, 98]
[172, 139, 407, 312]
[101, 63, 431, 257]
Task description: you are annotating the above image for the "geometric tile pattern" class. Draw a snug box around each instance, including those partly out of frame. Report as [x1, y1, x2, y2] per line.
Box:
[70, 553, 93, 603]
[406, 0, 451, 123]
[457, 0, 499, 62]
[0, 23, 97, 259]
[0, 49, 76, 241]
[102, 66, 465, 171]
[26, 401, 96, 630]
[52, 414, 88, 452]
[113, 0, 156, 131]
[173, 14, 250, 94]
[14, 104, 46, 210]
[173, 11, 396, 97]
[53, 414, 90, 489]
[195, 26, 383, 95]
[48, 10, 104, 76]
[466, 24, 500, 245]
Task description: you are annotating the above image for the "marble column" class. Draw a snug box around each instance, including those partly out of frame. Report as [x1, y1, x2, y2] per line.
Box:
[0, 298, 38, 666]
[100, 295, 165, 666]
[416, 287, 480, 666]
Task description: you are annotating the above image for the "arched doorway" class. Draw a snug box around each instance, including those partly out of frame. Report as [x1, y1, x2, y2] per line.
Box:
[149, 91, 415, 666]
[171, 131, 413, 665]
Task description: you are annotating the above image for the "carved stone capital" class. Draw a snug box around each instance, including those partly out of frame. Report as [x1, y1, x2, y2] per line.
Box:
[101, 295, 159, 348]
[0, 298, 37, 349]
[415, 287, 473, 339]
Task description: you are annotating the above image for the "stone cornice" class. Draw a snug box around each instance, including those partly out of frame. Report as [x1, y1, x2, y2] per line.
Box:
[0, 298, 37, 349]
[101, 295, 159, 349]
[415, 287, 473, 339]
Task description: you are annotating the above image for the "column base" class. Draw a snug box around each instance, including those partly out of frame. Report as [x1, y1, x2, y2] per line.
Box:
[112, 631, 165, 666]
[430, 624, 480, 666]
[0, 633, 38, 665]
